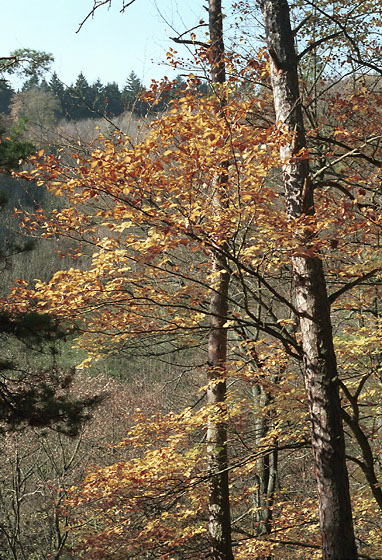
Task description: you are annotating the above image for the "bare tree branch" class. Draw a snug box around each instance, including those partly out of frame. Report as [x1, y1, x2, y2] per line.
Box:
[297, 31, 342, 61]
[170, 23, 209, 48]
[170, 37, 208, 47]
[120, 0, 138, 13]
[329, 269, 381, 304]
[77, 0, 137, 33]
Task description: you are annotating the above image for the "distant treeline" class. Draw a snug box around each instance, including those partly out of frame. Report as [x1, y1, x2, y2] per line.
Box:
[0, 71, 208, 121]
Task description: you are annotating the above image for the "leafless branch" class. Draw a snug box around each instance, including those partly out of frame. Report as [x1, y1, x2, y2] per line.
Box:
[313, 135, 382, 180]
[120, 0, 138, 13]
[297, 31, 342, 61]
[170, 22, 209, 48]
[292, 14, 311, 36]
[329, 269, 381, 304]
[314, 134, 382, 170]
[170, 36, 209, 48]
[77, 0, 137, 33]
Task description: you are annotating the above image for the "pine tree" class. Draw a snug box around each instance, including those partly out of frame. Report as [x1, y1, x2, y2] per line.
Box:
[0, 80, 14, 114]
[103, 81, 124, 116]
[47, 72, 65, 118]
[67, 72, 93, 120]
[91, 78, 106, 114]
[122, 71, 147, 115]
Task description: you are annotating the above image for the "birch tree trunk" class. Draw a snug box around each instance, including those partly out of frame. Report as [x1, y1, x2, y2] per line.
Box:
[206, 2, 234, 559]
[259, 1, 358, 558]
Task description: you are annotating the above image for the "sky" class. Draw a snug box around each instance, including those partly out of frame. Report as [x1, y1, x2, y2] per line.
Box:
[1, 0, 206, 89]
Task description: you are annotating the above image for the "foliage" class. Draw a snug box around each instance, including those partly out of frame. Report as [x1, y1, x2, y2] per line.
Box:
[11, 58, 382, 556]
[4, 0, 382, 557]
[0, 79, 13, 114]
[0, 49, 53, 81]
[0, 48, 54, 170]
[0, 310, 102, 435]
[0, 60, 104, 439]
[36, 70, 207, 121]
[0, 116, 35, 170]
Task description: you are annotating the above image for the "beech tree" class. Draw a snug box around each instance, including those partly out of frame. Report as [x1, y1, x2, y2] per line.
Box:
[205, 2, 234, 559]
[14, 80, 299, 560]
[260, 1, 357, 558]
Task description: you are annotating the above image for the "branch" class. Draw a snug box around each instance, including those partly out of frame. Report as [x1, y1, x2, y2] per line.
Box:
[266, 537, 320, 550]
[237, 526, 382, 560]
[329, 268, 381, 304]
[121, 0, 138, 13]
[304, 0, 382, 78]
[342, 404, 382, 511]
[314, 133, 382, 170]
[170, 37, 209, 48]
[77, 1, 111, 33]
[348, 55, 382, 77]
[0, 56, 18, 67]
[292, 14, 311, 37]
[313, 136, 382, 181]
[297, 31, 342, 61]
[77, 0, 137, 33]
[170, 22, 208, 41]
[314, 180, 374, 210]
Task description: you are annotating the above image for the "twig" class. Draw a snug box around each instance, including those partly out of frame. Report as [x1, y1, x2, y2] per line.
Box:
[77, 0, 137, 33]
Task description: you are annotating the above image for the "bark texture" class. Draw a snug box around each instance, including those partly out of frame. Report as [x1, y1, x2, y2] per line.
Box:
[209, 0, 226, 84]
[206, 2, 234, 559]
[252, 384, 278, 537]
[260, 1, 358, 558]
[207, 253, 233, 560]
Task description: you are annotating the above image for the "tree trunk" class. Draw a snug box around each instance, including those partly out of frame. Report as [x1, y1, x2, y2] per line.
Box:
[252, 384, 278, 537]
[206, 2, 234, 559]
[259, 1, 358, 558]
[207, 250, 233, 560]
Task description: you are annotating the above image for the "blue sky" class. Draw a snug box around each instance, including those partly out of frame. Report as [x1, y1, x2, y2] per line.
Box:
[1, 0, 206, 89]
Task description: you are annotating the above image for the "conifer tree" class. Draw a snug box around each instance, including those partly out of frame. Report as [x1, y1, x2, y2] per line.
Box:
[122, 71, 147, 115]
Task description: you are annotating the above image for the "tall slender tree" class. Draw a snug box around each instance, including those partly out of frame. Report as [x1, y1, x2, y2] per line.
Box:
[259, 0, 358, 558]
[206, 2, 234, 558]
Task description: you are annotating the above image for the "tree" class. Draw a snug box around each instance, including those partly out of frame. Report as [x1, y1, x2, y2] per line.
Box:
[204, 2, 234, 559]
[66, 72, 94, 120]
[91, 78, 106, 114]
[0, 373, 137, 560]
[0, 116, 35, 170]
[46, 72, 65, 118]
[0, 49, 55, 168]
[9, 87, 61, 146]
[122, 71, 147, 115]
[103, 81, 124, 116]
[0, 80, 14, 114]
[18, 84, 382, 558]
[259, 1, 357, 557]
[14, 89, 282, 560]
[0, 304, 101, 435]
[0, 57, 102, 437]
[0, 49, 53, 83]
